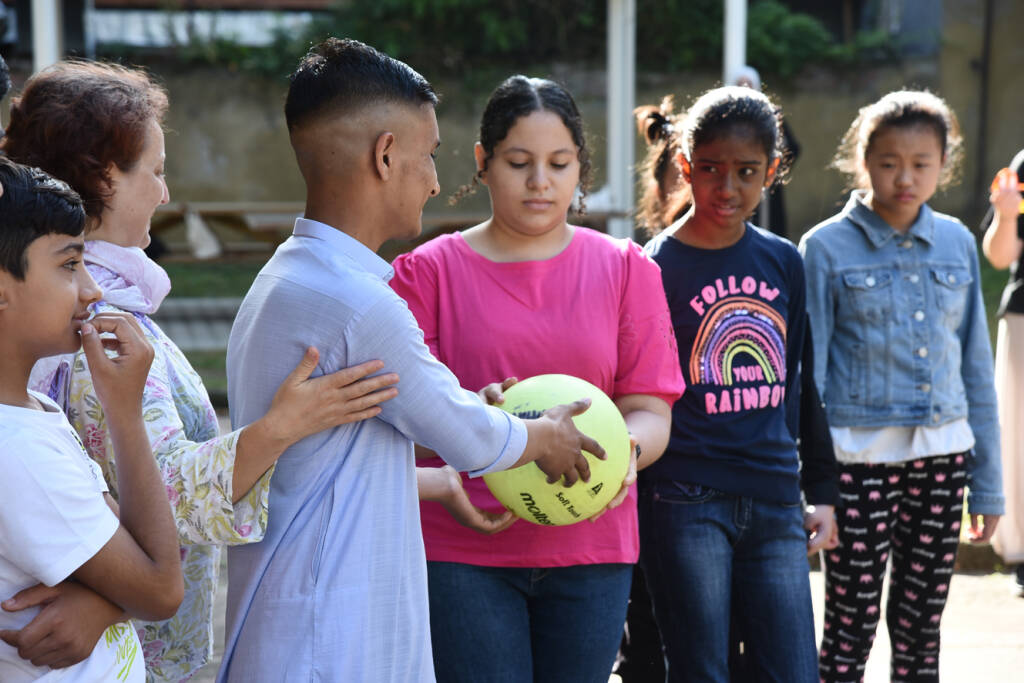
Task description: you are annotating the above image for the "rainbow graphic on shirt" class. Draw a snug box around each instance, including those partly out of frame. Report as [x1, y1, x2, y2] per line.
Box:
[689, 296, 787, 386]
[685, 275, 789, 416]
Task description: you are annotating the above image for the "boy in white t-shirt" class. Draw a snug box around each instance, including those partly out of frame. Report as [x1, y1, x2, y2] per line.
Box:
[0, 158, 183, 681]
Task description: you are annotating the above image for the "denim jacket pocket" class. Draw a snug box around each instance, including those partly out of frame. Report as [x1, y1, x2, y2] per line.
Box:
[931, 266, 972, 327]
[841, 270, 894, 324]
[839, 270, 893, 405]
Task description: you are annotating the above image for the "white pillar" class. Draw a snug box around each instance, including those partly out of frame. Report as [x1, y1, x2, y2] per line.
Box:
[723, 0, 747, 84]
[84, 0, 97, 58]
[32, 0, 62, 73]
[606, 0, 636, 239]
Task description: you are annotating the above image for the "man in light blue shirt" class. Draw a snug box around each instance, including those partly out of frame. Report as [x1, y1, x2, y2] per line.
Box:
[218, 38, 602, 682]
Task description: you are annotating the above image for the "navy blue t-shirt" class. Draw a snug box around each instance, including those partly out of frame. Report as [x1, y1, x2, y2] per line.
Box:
[644, 225, 806, 504]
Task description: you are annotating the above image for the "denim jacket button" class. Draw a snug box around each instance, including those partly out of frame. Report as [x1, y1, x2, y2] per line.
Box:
[865, 276, 876, 287]
[909, 273, 920, 283]
[947, 274, 957, 284]
[901, 240, 913, 249]
[932, 413, 941, 423]
[914, 310, 925, 321]
[920, 383, 931, 392]
[918, 347, 929, 358]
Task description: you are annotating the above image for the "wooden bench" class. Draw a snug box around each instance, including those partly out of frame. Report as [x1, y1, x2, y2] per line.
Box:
[151, 202, 495, 258]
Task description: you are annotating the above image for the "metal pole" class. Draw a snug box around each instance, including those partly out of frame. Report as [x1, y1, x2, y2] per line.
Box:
[84, 0, 97, 58]
[607, 0, 636, 239]
[31, 0, 61, 73]
[723, 0, 746, 84]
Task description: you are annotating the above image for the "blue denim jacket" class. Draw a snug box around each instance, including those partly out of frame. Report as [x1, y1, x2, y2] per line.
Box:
[799, 192, 1003, 515]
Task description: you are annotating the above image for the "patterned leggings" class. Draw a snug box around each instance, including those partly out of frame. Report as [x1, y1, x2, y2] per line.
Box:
[819, 453, 967, 683]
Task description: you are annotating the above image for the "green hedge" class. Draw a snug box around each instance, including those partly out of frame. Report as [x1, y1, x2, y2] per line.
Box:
[103, 1, 893, 82]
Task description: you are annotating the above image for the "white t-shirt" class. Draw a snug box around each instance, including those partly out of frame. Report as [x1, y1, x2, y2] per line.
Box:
[0, 392, 144, 682]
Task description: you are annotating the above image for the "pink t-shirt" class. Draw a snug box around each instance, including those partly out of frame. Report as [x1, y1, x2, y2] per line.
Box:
[391, 227, 684, 567]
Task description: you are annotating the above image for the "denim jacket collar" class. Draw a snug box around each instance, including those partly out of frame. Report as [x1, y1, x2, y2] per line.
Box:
[843, 190, 936, 249]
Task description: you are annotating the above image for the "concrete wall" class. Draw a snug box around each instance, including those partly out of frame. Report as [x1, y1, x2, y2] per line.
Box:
[135, 0, 1024, 241]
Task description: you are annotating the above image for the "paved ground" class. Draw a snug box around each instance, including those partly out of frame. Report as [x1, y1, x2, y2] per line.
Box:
[808, 569, 1024, 682]
[193, 560, 1023, 682]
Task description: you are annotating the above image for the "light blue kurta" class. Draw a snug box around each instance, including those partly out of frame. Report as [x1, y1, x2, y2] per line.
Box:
[218, 219, 527, 682]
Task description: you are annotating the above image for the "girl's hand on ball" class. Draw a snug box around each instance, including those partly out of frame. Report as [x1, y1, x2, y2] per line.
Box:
[418, 466, 517, 534]
[479, 377, 518, 405]
[590, 437, 638, 522]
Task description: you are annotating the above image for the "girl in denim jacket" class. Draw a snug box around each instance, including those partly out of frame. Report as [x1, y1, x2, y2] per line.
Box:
[800, 90, 1003, 682]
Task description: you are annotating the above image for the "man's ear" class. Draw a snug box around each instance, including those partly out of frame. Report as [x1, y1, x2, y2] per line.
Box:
[374, 132, 396, 180]
[677, 153, 692, 184]
[765, 157, 781, 186]
[473, 142, 488, 185]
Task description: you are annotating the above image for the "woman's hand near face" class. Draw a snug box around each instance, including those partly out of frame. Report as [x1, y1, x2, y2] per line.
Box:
[991, 167, 1023, 220]
[982, 167, 1023, 270]
[232, 348, 399, 501]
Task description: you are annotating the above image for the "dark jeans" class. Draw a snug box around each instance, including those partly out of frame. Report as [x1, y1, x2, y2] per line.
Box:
[427, 560, 633, 683]
[638, 479, 818, 683]
[615, 566, 665, 682]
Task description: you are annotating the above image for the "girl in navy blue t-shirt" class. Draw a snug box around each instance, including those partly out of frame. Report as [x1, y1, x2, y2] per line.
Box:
[640, 86, 835, 682]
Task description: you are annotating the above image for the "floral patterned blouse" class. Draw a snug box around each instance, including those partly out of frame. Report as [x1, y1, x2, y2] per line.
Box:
[34, 245, 273, 682]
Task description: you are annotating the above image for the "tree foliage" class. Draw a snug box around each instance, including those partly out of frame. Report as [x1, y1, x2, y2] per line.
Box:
[100, 0, 894, 82]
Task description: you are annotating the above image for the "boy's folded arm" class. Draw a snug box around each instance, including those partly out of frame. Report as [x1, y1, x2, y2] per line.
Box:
[0, 581, 125, 670]
[72, 404, 183, 622]
[73, 314, 184, 622]
[71, 521, 182, 622]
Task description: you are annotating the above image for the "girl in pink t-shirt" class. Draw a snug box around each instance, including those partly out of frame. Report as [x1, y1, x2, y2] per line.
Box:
[390, 75, 684, 683]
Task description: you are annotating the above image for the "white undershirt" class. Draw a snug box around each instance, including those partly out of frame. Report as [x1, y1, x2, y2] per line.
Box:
[830, 418, 975, 464]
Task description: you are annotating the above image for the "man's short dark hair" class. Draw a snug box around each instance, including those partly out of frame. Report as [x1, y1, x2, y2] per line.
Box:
[285, 38, 438, 132]
[0, 157, 86, 280]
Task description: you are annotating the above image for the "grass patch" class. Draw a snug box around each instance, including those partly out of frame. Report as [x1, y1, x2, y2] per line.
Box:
[184, 350, 228, 406]
[162, 258, 268, 298]
[979, 256, 1005, 349]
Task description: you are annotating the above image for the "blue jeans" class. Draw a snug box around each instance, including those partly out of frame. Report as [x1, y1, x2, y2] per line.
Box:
[638, 479, 818, 683]
[427, 561, 633, 683]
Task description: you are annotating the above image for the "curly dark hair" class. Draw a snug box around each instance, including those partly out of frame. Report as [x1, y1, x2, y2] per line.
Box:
[1, 60, 168, 226]
[451, 75, 592, 211]
[635, 95, 691, 236]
